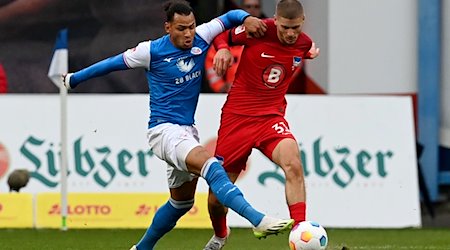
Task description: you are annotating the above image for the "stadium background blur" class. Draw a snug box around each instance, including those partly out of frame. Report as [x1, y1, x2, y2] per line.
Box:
[0, 0, 450, 247]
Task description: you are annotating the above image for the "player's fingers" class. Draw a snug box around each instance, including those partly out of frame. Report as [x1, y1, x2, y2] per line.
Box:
[257, 28, 264, 37]
[214, 60, 221, 76]
[216, 58, 225, 76]
[227, 60, 233, 68]
[213, 57, 218, 71]
[259, 21, 267, 32]
[253, 22, 266, 38]
[213, 58, 223, 75]
[222, 57, 232, 74]
[313, 48, 320, 58]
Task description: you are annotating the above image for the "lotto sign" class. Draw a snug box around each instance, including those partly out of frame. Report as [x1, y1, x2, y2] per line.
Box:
[0, 193, 33, 228]
[35, 193, 210, 228]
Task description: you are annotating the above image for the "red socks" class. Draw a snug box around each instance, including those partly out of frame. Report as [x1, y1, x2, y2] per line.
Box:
[211, 202, 306, 236]
[211, 216, 228, 238]
[289, 202, 306, 225]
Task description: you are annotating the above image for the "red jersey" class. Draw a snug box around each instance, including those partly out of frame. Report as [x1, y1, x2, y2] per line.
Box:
[214, 19, 312, 116]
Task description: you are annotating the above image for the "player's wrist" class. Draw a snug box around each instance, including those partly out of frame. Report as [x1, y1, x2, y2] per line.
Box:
[63, 73, 73, 90]
[242, 14, 251, 22]
[216, 44, 230, 50]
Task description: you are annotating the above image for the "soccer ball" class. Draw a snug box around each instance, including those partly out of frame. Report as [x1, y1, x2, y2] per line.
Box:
[289, 221, 328, 250]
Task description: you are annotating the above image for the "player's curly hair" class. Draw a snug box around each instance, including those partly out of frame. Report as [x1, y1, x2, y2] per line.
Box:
[276, 0, 304, 19]
[163, 0, 193, 22]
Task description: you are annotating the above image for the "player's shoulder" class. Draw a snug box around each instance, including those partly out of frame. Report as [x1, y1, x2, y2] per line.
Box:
[299, 32, 313, 43]
[149, 35, 173, 55]
[295, 32, 313, 47]
[263, 18, 275, 26]
[150, 35, 170, 48]
[263, 18, 277, 33]
[245, 18, 276, 42]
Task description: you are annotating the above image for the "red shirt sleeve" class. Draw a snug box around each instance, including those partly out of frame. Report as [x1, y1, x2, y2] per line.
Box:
[212, 24, 251, 50]
[212, 30, 230, 50]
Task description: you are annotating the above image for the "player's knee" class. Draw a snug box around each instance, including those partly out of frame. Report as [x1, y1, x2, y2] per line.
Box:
[169, 198, 195, 212]
[208, 191, 221, 205]
[283, 158, 304, 181]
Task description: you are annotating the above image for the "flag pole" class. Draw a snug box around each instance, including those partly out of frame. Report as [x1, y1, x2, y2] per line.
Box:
[60, 82, 68, 231]
[47, 28, 69, 231]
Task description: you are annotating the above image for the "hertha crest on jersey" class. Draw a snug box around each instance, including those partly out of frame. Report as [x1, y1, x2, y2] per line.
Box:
[293, 56, 302, 67]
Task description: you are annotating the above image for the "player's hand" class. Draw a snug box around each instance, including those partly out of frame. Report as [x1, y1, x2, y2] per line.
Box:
[62, 73, 73, 90]
[243, 16, 267, 38]
[308, 42, 320, 59]
[213, 48, 233, 77]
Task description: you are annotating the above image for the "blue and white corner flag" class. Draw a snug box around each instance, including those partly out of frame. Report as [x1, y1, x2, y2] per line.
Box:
[48, 29, 68, 88]
[48, 28, 70, 230]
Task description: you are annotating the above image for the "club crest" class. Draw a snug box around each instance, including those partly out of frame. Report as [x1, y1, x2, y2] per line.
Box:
[293, 56, 302, 67]
[190, 47, 202, 55]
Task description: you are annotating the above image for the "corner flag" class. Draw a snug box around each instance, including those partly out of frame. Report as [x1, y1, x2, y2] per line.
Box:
[48, 29, 68, 87]
[48, 28, 69, 231]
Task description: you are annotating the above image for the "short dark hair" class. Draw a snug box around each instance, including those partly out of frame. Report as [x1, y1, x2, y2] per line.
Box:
[163, 0, 193, 22]
[276, 0, 304, 19]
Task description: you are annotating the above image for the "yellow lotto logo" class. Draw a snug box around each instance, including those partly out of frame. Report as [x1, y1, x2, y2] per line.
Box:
[36, 193, 210, 228]
[0, 193, 33, 228]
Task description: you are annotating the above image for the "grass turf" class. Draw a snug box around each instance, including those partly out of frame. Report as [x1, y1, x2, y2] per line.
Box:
[0, 228, 450, 249]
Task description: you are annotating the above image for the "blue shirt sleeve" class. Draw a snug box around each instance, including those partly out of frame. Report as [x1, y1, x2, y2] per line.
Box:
[217, 9, 251, 30]
[70, 54, 129, 88]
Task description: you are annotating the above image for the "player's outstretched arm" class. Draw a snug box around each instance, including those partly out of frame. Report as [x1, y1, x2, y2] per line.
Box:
[217, 9, 266, 38]
[62, 54, 128, 89]
[217, 9, 250, 30]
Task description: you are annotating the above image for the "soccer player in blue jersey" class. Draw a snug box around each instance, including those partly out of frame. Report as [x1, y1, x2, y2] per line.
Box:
[62, 1, 294, 249]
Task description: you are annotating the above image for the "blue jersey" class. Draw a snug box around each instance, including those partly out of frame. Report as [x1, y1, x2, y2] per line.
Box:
[68, 10, 250, 128]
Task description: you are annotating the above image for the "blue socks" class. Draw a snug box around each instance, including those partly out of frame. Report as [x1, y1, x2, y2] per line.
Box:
[202, 158, 264, 226]
[136, 198, 193, 250]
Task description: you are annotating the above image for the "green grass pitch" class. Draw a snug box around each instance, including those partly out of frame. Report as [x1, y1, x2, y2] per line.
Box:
[1, 228, 450, 249]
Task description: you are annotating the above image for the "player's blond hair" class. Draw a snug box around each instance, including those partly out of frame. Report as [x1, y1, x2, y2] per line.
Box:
[276, 0, 304, 19]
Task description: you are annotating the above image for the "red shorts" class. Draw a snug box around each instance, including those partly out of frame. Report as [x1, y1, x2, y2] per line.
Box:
[215, 112, 297, 173]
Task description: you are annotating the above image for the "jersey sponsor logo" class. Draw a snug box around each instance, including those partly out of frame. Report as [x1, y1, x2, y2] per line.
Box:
[176, 57, 195, 73]
[260, 52, 275, 58]
[190, 47, 202, 55]
[163, 57, 174, 62]
[262, 64, 286, 88]
[234, 25, 245, 34]
[174, 70, 202, 85]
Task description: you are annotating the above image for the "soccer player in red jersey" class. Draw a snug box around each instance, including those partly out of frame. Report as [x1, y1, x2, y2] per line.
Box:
[204, 1, 320, 249]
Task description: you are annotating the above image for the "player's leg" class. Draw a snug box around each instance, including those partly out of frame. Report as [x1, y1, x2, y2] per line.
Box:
[189, 149, 294, 239]
[271, 138, 306, 224]
[186, 146, 265, 225]
[206, 112, 253, 247]
[204, 171, 239, 250]
[135, 176, 198, 250]
[132, 123, 199, 250]
[147, 122, 263, 226]
[148, 122, 293, 240]
[259, 117, 306, 225]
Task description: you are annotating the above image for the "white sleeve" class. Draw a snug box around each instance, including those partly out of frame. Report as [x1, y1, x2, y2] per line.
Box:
[196, 18, 225, 44]
[123, 41, 151, 70]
